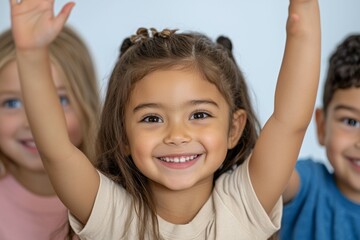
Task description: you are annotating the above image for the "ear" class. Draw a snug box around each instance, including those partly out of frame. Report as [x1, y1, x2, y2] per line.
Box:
[315, 108, 326, 146]
[228, 109, 247, 149]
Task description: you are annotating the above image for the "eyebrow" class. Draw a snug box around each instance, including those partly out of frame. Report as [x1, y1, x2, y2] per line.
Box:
[133, 99, 219, 113]
[0, 86, 66, 93]
[334, 104, 360, 115]
[55, 86, 67, 92]
[0, 90, 16, 94]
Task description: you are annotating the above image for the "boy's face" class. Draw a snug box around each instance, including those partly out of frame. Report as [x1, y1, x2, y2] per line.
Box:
[0, 60, 83, 175]
[316, 87, 360, 202]
[124, 68, 245, 194]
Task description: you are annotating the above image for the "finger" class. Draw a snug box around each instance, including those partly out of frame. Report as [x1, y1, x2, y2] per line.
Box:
[9, 0, 19, 6]
[54, 2, 75, 30]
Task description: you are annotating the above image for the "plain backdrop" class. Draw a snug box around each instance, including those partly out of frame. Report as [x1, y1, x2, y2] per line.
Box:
[1, 0, 360, 167]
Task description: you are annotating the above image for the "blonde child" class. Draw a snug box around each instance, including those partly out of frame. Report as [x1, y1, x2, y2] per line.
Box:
[0, 26, 100, 240]
[281, 34, 360, 240]
[9, 0, 320, 239]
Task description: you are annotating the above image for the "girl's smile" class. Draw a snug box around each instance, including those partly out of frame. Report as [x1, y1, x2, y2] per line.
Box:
[125, 68, 244, 192]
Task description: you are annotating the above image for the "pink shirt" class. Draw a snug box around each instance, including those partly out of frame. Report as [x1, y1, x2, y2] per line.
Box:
[0, 174, 69, 240]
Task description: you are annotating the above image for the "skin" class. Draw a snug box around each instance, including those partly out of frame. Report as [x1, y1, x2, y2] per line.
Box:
[125, 69, 245, 223]
[0, 60, 82, 195]
[9, 0, 320, 226]
[317, 88, 360, 202]
[284, 88, 360, 203]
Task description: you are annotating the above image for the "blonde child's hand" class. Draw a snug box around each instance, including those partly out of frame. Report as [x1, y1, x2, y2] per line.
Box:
[9, 0, 74, 50]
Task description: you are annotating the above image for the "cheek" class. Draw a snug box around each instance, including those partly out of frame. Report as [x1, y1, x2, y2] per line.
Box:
[65, 112, 83, 147]
[199, 125, 230, 159]
[128, 131, 155, 160]
[202, 130, 227, 148]
[0, 116, 17, 138]
[324, 126, 348, 158]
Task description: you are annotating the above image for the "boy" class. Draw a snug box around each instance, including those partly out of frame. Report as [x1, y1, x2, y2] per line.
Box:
[281, 34, 360, 239]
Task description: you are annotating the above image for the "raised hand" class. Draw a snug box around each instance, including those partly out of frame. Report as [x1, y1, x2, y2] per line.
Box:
[9, 0, 74, 50]
[287, 0, 318, 36]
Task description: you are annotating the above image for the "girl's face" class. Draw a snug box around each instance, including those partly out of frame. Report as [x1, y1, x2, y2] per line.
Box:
[0, 60, 83, 174]
[316, 88, 360, 202]
[125, 68, 245, 192]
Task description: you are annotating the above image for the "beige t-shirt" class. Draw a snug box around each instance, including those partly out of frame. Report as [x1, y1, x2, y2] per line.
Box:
[70, 158, 282, 239]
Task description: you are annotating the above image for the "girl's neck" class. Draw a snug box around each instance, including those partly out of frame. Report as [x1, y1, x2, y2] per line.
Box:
[150, 179, 213, 224]
[6, 161, 56, 196]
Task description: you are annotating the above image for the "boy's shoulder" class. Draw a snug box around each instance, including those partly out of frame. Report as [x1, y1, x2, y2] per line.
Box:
[292, 158, 334, 201]
[296, 157, 330, 178]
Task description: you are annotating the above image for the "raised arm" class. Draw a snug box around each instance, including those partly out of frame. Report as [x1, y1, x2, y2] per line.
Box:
[10, 0, 99, 224]
[248, 0, 321, 213]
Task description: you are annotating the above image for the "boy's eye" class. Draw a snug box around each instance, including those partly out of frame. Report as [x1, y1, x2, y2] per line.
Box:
[59, 95, 70, 106]
[342, 118, 360, 128]
[190, 112, 210, 120]
[3, 99, 22, 109]
[141, 115, 163, 123]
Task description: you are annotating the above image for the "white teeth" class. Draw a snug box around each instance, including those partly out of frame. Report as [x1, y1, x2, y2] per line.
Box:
[354, 160, 360, 166]
[160, 155, 198, 163]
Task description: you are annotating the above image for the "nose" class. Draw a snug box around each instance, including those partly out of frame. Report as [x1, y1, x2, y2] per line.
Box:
[355, 141, 360, 149]
[164, 122, 191, 146]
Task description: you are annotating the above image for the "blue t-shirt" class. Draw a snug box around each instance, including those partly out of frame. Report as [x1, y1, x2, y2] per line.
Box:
[280, 159, 360, 240]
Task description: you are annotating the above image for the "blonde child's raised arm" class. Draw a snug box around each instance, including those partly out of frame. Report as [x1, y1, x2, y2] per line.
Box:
[248, 0, 321, 213]
[10, 0, 99, 224]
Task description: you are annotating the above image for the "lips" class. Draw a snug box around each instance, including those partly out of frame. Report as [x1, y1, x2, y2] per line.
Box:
[347, 157, 360, 172]
[20, 140, 38, 152]
[349, 158, 360, 166]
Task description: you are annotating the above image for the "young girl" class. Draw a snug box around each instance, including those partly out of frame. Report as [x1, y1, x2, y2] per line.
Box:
[9, 0, 320, 239]
[0, 26, 100, 239]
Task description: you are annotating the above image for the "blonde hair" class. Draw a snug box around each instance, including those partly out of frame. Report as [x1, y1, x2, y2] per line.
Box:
[0, 26, 100, 161]
[0, 26, 100, 239]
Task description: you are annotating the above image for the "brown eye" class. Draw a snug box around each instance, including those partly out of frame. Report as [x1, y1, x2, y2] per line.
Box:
[142, 115, 163, 123]
[190, 112, 210, 120]
[342, 118, 360, 128]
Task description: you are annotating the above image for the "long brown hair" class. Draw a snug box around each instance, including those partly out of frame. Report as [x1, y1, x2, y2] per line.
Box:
[96, 28, 260, 239]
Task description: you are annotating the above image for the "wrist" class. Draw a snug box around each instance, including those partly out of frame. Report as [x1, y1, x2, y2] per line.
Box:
[16, 47, 50, 62]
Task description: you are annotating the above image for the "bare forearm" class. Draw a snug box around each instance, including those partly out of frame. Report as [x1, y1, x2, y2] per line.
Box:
[274, 0, 321, 129]
[249, 0, 321, 214]
[16, 49, 73, 160]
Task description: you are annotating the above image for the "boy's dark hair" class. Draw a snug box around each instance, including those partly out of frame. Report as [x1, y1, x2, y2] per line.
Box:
[322, 34, 360, 112]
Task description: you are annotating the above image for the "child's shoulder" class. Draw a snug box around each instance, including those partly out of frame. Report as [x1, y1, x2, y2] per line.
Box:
[296, 158, 330, 176]
[295, 158, 333, 193]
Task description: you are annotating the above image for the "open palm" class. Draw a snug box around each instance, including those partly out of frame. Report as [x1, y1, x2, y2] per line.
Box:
[10, 0, 74, 50]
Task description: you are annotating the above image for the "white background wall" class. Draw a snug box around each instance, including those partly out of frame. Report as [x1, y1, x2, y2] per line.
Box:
[1, 0, 360, 166]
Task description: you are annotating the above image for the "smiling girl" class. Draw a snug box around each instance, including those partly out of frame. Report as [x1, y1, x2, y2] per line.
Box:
[8, 0, 320, 239]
